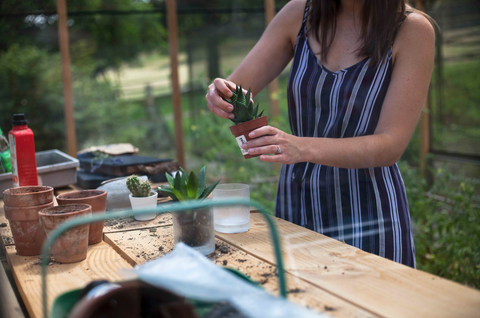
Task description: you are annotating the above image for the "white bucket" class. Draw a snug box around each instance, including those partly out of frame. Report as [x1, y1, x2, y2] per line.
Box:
[129, 191, 158, 221]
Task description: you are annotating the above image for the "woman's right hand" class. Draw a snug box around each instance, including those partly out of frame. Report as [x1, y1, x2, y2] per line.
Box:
[205, 78, 237, 119]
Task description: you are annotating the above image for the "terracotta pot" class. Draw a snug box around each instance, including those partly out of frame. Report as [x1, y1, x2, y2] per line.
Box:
[229, 116, 268, 159]
[38, 204, 91, 264]
[3, 186, 54, 207]
[56, 190, 107, 245]
[4, 201, 53, 256]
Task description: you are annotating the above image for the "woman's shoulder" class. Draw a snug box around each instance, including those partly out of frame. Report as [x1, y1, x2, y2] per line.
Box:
[275, 0, 309, 47]
[393, 12, 435, 59]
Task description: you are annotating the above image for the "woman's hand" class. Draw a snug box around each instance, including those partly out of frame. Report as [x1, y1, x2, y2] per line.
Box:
[205, 78, 237, 119]
[243, 126, 304, 164]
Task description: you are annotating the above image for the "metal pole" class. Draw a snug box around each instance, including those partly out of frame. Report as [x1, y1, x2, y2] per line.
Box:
[264, 0, 279, 119]
[57, 0, 77, 157]
[167, 0, 186, 168]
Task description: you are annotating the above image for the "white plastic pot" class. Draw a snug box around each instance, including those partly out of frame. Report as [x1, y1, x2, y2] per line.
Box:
[129, 191, 158, 221]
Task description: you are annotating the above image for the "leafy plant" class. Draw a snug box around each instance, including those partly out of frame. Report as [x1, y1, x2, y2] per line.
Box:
[399, 162, 480, 289]
[126, 175, 152, 197]
[222, 85, 264, 125]
[158, 166, 220, 202]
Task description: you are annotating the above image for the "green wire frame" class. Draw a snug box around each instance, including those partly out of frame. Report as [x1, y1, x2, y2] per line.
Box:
[40, 198, 286, 318]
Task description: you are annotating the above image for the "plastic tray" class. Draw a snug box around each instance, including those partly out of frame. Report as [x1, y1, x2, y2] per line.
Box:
[77, 153, 173, 177]
[0, 149, 79, 198]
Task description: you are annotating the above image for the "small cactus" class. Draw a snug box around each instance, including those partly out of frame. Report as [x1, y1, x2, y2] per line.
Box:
[127, 176, 152, 197]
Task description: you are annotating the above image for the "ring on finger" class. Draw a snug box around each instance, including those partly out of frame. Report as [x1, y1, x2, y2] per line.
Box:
[276, 146, 282, 154]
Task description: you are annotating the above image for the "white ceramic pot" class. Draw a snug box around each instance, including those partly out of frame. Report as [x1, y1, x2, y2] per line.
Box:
[129, 191, 158, 221]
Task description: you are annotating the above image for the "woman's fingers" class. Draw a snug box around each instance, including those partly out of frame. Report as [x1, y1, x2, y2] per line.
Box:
[211, 91, 234, 112]
[242, 136, 274, 149]
[247, 145, 279, 156]
[259, 154, 284, 163]
[214, 78, 233, 98]
[206, 96, 233, 119]
[249, 125, 277, 138]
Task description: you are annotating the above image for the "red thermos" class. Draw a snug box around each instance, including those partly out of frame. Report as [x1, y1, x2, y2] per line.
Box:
[8, 114, 38, 187]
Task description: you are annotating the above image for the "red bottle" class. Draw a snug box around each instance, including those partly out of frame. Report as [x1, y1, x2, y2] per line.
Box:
[9, 114, 38, 187]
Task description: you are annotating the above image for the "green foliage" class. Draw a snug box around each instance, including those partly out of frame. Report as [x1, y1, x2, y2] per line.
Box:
[430, 60, 480, 156]
[222, 85, 264, 125]
[158, 166, 220, 202]
[399, 162, 480, 288]
[126, 175, 152, 197]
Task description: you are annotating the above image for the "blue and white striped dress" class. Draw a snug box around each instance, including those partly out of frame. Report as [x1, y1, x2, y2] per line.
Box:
[274, 2, 416, 267]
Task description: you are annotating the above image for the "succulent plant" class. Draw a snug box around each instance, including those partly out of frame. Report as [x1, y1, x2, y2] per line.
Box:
[158, 166, 219, 202]
[222, 85, 264, 125]
[127, 175, 153, 197]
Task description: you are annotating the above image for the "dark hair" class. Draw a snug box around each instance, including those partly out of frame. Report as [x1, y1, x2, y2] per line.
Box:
[307, 0, 435, 67]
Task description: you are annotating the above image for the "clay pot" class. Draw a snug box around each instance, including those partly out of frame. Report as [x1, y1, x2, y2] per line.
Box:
[229, 116, 268, 159]
[3, 186, 54, 207]
[56, 190, 107, 245]
[38, 204, 91, 264]
[4, 202, 53, 256]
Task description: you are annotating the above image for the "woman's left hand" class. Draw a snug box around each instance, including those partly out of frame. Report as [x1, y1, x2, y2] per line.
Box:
[242, 126, 304, 164]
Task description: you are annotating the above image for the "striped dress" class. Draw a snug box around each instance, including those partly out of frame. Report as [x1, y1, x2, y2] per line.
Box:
[274, 1, 416, 267]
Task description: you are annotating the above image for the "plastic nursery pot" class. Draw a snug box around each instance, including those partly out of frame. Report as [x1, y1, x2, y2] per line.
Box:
[229, 116, 268, 159]
[38, 204, 91, 264]
[129, 191, 158, 221]
[4, 202, 53, 256]
[56, 190, 107, 245]
[3, 186, 54, 207]
[172, 206, 215, 255]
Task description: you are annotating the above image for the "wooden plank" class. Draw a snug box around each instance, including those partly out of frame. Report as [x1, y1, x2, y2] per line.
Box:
[216, 213, 480, 318]
[56, 0, 77, 158]
[103, 212, 172, 234]
[264, 0, 280, 119]
[105, 226, 377, 318]
[166, 0, 185, 168]
[0, 261, 25, 318]
[6, 242, 132, 318]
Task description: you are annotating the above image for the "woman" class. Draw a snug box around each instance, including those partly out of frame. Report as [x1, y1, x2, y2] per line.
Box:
[205, 0, 435, 267]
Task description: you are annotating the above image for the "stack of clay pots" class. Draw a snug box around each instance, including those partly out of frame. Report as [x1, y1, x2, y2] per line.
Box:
[38, 189, 107, 263]
[38, 204, 92, 263]
[3, 186, 54, 256]
[3, 187, 108, 264]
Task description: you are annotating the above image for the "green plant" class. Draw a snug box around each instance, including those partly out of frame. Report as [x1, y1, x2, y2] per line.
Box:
[222, 85, 264, 125]
[399, 162, 480, 289]
[126, 175, 152, 197]
[158, 166, 219, 201]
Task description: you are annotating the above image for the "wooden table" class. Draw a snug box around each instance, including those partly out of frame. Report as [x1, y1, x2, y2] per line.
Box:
[1, 186, 480, 318]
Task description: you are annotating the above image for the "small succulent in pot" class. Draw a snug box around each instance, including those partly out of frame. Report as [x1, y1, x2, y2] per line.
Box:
[222, 85, 264, 125]
[158, 166, 219, 255]
[127, 175, 157, 221]
[158, 166, 219, 202]
[127, 175, 152, 197]
[222, 84, 268, 159]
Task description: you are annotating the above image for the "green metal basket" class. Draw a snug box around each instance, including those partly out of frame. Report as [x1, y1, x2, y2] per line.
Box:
[42, 199, 286, 318]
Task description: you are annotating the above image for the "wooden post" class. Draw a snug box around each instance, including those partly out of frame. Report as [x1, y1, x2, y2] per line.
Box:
[166, 0, 186, 168]
[57, 0, 77, 157]
[264, 0, 279, 118]
[416, 0, 430, 176]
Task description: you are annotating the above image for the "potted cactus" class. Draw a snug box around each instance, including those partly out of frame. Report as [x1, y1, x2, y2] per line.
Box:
[127, 176, 158, 221]
[223, 85, 267, 159]
[158, 166, 219, 255]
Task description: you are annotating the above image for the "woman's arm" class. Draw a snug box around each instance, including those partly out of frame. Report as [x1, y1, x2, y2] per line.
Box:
[244, 13, 435, 168]
[205, 0, 306, 119]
